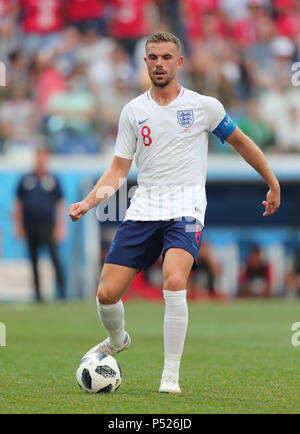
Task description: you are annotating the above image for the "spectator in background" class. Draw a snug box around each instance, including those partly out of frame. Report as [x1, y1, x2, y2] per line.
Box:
[185, 0, 229, 42]
[188, 7, 241, 104]
[243, 13, 277, 93]
[0, 0, 17, 22]
[258, 74, 300, 136]
[232, 0, 272, 49]
[244, 33, 296, 99]
[273, 0, 300, 41]
[285, 245, 300, 297]
[52, 25, 82, 76]
[237, 98, 275, 151]
[97, 74, 137, 153]
[14, 146, 66, 302]
[239, 245, 272, 297]
[0, 0, 20, 63]
[188, 241, 221, 299]
[180, 0, 221, 42]
[88, 43, 135, 100]
[158, 0, 187, 51]
[258, 73, 300, 148]
[220, 0, 250, 23]
[47, 66, 99, 154]
[109, 0, 157, 56]
[271, 105, 300, 152]
[29, 49, 66, 115]
[0, 83, 39, 154]
[65, 0, 108, 35]
[144, 257, 164, 289]
[20, 0, 64, 59]
[6, 50, 29, 87]
[75, 21, 116, 69]
[269, 35, 296, 82]
[297, 26, 300, 60]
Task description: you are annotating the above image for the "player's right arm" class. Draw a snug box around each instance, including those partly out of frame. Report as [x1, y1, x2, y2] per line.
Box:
[69, 156, 132, 222]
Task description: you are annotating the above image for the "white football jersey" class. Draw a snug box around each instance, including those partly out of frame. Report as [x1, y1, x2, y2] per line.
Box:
[114, 87, 226, 226]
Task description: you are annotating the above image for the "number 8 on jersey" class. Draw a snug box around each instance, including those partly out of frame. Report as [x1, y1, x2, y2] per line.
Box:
[142, 125, 152, 146]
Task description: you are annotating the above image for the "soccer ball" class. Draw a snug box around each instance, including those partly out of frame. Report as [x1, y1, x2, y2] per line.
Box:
[76, 352, 122, 394]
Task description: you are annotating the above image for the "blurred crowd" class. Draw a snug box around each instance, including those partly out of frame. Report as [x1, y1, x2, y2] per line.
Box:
[0, 0, 300, 157]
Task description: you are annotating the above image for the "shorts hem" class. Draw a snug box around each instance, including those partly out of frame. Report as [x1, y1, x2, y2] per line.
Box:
[124, 214, 204, 226]
[104, 258, 144, 271]
[161, 245, 198, 265]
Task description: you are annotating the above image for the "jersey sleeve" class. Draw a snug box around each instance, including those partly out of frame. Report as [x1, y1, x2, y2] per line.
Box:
[114, 105, 137, 160]
[204, 96, 237, 142]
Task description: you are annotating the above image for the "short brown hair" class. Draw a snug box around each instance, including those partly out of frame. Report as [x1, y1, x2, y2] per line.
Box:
[145, 32, 182, 53]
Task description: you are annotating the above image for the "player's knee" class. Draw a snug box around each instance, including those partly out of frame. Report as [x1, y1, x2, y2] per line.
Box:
[97, 286, 119, 305]
[164, 274, 186, 291]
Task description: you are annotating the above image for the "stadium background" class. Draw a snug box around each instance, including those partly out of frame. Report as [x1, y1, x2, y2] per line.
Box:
[0, 0, 300, 302]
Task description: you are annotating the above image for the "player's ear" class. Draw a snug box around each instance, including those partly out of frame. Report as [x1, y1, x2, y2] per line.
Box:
[176, 56, 183, 69]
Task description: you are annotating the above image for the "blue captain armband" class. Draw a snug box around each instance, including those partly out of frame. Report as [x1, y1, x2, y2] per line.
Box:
[212, 114, 237, 143]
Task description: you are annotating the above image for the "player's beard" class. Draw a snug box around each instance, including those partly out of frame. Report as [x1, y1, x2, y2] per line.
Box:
[149, 71, 174, 88]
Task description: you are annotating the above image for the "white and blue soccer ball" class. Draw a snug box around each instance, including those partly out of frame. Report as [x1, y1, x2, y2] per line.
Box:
[76, 353, 122, 394]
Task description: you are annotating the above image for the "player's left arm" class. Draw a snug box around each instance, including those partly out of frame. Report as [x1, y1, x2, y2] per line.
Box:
[226, 127, 280, 216]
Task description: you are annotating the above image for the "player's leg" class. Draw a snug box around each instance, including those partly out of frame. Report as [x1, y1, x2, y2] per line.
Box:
[84, 219, 162, 359]
[46, 232, 65, 299]
[84, 263, 137, 357]
[97, 263, 137, 350]
[159, 247, 194, 393]
[88, 220, 162, 357]
[27, 234, 41, 302]
[97, 263, 137, 305]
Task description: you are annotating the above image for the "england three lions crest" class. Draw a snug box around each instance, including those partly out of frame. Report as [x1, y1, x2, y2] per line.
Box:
[177, 110, 194, 128]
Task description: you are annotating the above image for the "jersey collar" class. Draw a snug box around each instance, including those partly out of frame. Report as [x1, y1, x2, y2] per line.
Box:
[147, 86, 185, 107]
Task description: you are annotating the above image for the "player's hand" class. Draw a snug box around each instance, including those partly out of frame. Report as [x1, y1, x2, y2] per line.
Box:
[262, 188, 280, 216]
[69, 200, 89, 222]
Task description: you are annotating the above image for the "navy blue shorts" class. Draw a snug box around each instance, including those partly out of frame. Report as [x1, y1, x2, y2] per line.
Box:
[104, 217, 203, 271]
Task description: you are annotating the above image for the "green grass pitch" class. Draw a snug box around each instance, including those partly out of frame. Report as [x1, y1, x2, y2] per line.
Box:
[0, 299, 300, 414]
